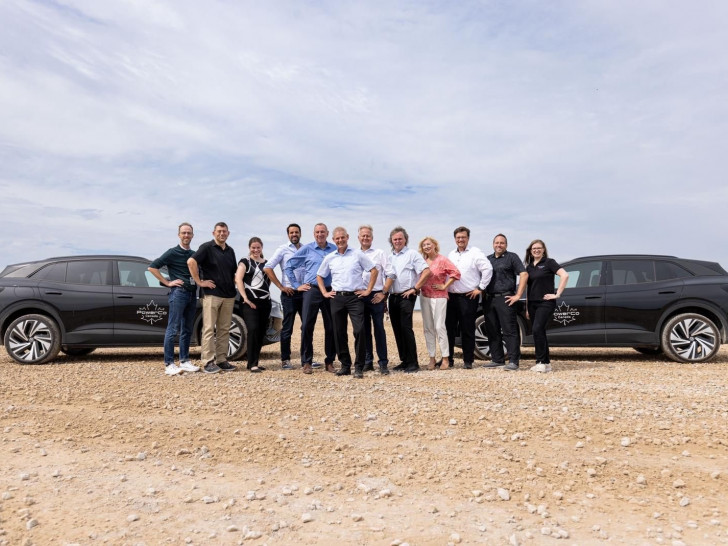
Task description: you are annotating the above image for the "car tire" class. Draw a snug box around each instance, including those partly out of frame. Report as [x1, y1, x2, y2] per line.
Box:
[61, 347, 96, 357]
[660, 313, 720, 363]
[227, 313, 248, 361]
[4, 314, 61, 364]
[633, 347, 662, 356]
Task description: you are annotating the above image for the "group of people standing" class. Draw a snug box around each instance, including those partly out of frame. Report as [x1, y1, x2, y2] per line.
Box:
[149, 221, 568, 377]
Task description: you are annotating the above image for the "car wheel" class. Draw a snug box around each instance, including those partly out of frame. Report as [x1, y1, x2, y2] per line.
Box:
[4, 314, 61, 364]
[633, 347, 662, 356]
[227, 313, 248, 361]
[61, 347, 96, 357]
[660, 313, 720, 363]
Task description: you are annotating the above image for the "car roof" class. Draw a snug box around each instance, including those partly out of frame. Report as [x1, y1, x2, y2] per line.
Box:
[563, 255, 727, 276]
[0, 255, 151, 278]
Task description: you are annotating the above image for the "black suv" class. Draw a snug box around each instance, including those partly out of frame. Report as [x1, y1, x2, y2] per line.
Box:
[472, 254, 728, 363]
[0, 255, 282, 365]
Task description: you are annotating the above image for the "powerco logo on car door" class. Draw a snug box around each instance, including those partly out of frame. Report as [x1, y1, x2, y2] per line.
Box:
[553, 301, 579, 326]
[137, 300, 168, 324]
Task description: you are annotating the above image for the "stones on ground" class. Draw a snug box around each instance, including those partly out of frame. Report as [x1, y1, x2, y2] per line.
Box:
[126, 514, 139, 522]
[497, 488, 510, 501]
[302, 513, 313, 523]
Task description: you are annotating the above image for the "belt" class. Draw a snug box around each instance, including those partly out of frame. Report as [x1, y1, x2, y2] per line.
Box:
[335, 291, 357, 296]
[390, 291, 414, 297]
[489, 292, 514, 297]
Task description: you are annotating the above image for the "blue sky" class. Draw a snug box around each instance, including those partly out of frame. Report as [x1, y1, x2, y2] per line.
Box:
[1, 0, 727, 269]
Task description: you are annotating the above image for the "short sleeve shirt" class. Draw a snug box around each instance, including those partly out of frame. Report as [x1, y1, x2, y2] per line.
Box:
[191, 240, 237, 298]
[526, 258, 561, 301]
[487, 251, 526, 294]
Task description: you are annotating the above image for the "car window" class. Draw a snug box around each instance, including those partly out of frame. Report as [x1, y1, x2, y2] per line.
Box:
[66, 260, 111, 285]
[118, 260, 158, 288]
[655, 261, 693, 281]
[30, 262, 68, 282]
[610, 260, 655, 285]
[559, 261, 603, 289]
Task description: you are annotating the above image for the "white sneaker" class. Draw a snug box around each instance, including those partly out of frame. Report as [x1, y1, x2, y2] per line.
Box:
[530, 363, 552, 373]
[179, 360, 200, 372]
[165, 364, 183, 376]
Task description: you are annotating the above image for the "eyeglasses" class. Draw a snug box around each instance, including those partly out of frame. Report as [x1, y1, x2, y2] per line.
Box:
[531, 247, 544, 251]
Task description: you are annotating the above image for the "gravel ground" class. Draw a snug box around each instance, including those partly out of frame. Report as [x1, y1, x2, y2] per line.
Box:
[1, 312, 727, 545]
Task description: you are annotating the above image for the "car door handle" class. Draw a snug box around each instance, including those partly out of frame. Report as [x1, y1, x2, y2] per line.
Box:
[658, 290, 676, 294]
[116, 295, 134, 299]
[44, 291, 63, 295]
[585, 296, 602, 300]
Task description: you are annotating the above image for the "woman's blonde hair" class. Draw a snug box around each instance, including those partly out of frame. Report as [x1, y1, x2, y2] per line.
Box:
[418, 236, 440, 258]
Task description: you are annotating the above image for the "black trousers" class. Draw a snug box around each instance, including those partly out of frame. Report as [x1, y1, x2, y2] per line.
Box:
[528, 299, 556, 364]
[330, 293, 366, 369]
[242, 297, 272, 368]
[300, 286, 336, 365]
[388, 293, 418, 367]
[446, 293, 480, 364]
[483, 294, 521, 364]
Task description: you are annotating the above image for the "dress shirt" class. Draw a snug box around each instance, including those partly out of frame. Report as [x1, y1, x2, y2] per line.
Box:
[361, 247, 386, 291]
[384, 247, 429, 293]
[284, 241, 337, 287]
[486, 251, 526, 294]
[447, 246, 493, 294]
[264, 242, 305, 288]
[317, 247, 375, 291]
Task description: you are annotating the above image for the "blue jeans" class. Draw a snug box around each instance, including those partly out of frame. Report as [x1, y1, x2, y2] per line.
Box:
[164, 287, 197, 365]
[363, 292, 388, 366]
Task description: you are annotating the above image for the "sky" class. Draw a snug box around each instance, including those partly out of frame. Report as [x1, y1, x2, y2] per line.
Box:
[1, 0, 727, 271]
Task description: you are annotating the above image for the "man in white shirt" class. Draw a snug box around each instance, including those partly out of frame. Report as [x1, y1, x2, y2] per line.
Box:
[264, 223, 305, 370]
[382, 226, 431, 373]
[317, 227, 378, 379]
[358, 225, 389, 375]
[446, 226, 493, 369]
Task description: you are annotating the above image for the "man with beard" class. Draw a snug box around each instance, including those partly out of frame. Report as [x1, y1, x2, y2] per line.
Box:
[264, 223, 305, 369]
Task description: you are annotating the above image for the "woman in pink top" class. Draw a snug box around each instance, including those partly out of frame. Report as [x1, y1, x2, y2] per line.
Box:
[418, 237, 461, 370]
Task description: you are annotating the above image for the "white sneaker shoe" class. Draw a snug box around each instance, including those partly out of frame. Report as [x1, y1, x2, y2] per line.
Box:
[165, 364, 184, 376]
[530, 363, 552, 373]
[179, 360, 200, 372]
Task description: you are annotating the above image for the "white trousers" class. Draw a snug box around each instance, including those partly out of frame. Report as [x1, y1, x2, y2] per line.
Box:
[420, 296, 449, 357]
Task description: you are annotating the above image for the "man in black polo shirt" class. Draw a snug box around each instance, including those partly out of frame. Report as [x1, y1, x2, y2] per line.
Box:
[483, 233, 528, 371]
[188, 222, 238, 374]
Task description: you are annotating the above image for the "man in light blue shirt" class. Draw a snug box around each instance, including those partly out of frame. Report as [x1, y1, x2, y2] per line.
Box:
[284, 223, 337, 375]
[264, 223, 305, 369]
[382, 226, 431, 373]
[317, 227, 378, 378]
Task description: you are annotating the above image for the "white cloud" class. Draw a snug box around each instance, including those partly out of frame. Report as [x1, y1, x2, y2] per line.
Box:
[1, 0, 726, 268]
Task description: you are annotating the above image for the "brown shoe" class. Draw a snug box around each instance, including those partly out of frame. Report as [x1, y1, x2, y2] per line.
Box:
[303, 363, 313, 374]
[325, 362, 336, 373]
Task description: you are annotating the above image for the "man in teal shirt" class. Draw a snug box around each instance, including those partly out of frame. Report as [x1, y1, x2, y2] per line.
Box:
[148, 223, 200, 376]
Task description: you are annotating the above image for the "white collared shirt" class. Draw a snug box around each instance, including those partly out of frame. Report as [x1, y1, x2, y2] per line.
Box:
[317, 247, 375, 291]
[384, 246, 429, 293]
[447, 245, 493, 293]
[361, 247, 386, 291]
[263, 242, 305, 288]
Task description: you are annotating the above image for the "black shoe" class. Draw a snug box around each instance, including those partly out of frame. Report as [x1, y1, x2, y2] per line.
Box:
[503, 362, 519, 371]
[448, 362, 454, 368]
[217, 361, 236, 371]
[248, 366, 262, 373]
[393, 362, 408, 371]
[336, 367, 351, 376]
[362, 362, 374, 372]
[257, 365, 266, 371]
[379, 365, 390, 376]
[404, 364, 420, 373]
[483, 361, 506, 368]
[464, 362, 473, 369]
[353, 368, 364, 379]
[434, 359, 443, 369]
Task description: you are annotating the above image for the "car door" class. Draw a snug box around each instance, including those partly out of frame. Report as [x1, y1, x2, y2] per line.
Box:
[112, 259, 170, 344]
[538, 259, 607, 346]
[604, 259, 685, 345]
[39, 259, 116, 344]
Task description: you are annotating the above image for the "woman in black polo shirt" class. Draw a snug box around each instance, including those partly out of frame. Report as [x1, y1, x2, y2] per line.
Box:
[524, 240, 569, 373]
[235, 237, 272, 373]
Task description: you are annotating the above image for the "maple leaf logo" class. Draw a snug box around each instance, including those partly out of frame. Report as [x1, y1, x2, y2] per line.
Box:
[136, 300, 168, 325]
[552, 301, 579, 326]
